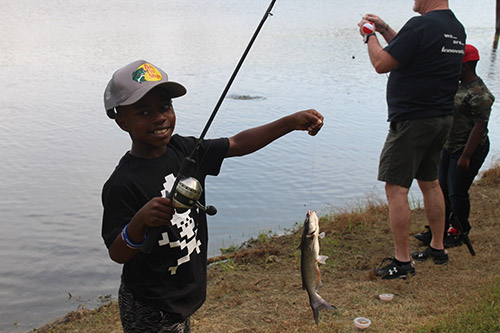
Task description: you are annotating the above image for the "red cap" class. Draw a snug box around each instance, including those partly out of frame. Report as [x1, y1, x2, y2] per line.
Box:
[463, 44, 480, 63]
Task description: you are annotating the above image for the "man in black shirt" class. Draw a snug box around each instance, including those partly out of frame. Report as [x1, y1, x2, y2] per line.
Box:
[358, 0, 465, 279]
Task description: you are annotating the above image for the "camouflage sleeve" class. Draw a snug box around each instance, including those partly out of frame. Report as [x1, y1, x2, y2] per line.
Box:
[469, 88, 493, 122]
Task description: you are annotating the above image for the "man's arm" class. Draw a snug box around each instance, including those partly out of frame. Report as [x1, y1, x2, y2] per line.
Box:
[366, 35, 400, 74]
[358, 15, 400, 73]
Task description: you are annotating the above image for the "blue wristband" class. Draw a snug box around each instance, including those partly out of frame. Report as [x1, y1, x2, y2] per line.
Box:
[121, 224, 145, 249]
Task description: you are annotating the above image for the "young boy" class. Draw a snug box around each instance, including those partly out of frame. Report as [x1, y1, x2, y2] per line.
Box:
[101, 60, 323, 332]
[414, 44, 495, 248]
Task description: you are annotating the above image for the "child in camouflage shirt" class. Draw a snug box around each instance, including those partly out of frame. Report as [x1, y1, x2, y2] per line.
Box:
[415, 44, 495, 248]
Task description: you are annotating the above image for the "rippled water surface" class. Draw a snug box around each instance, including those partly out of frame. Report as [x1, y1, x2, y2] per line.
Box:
[1, 0, 499, 331]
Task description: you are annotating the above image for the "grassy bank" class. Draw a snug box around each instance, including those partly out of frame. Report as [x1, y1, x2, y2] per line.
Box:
[35, 163, 500, 332]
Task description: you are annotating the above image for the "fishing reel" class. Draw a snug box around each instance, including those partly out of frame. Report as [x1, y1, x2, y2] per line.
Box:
[172, 177, 217, 215]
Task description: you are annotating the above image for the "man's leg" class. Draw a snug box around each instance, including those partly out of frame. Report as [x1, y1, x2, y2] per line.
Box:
[417, 179, 445, 250]
[385, 182, 411, 262]
[415, 149, 451, 245]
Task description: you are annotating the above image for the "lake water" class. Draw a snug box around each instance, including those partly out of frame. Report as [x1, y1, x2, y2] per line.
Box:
[1, 0, 499, 331]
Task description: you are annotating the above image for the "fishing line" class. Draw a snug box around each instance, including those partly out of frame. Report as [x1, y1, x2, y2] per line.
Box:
[141, 0, 278, 254]
[194, 14, 272, 175]
[308, 135, 316, 210]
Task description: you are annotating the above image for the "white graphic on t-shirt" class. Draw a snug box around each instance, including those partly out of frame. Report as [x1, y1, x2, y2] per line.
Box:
[158, 174, 202, 275]
[441, 33, 465, 54]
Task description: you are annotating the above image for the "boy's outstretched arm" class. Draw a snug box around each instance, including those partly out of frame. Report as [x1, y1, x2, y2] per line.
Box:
[226, 109, 323, 157]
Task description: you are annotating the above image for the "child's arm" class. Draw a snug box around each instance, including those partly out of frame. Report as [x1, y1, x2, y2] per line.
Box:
[108, 197, 174, 263]
[457, 120, 488, 171]
[226, 109, 323, 157]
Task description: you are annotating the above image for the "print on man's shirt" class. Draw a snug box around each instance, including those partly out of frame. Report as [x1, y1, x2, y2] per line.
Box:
[158, 174, 201, 275]
[441, 33, 465, 54]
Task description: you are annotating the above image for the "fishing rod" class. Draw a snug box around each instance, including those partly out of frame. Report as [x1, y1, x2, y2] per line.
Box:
[141, 0, 278, 254]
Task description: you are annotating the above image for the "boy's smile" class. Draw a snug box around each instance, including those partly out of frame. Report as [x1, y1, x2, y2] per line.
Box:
[115, 86, 176, 158]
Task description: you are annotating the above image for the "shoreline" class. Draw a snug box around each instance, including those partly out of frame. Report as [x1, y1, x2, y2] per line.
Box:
[35, 162, 500, 332]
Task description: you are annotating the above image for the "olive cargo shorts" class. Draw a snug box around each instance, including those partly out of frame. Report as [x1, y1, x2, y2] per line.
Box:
[378, 115, 453, 188]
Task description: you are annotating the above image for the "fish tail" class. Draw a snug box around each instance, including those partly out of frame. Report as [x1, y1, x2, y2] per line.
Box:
[310, 293, 336, 325]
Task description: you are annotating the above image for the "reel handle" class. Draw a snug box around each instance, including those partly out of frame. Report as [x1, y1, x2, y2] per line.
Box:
[196, 202, 217, 215]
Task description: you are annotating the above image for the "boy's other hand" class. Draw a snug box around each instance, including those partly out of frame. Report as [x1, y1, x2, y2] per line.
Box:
[294, 109, 324, 136]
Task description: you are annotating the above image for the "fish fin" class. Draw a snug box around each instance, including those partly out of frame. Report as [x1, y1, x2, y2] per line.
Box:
[315, 267, 322, 290]
[319, 232, 325, 239]
[311, 292, 336, 325]
[317, 255, 328, 265]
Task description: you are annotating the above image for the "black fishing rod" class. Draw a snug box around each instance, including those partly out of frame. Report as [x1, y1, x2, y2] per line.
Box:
[141, 0, 278, 254]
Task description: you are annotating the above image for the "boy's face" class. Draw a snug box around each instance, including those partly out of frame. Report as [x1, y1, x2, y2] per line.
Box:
[459, 61, 474, 81]
[115, 86, 176, 158]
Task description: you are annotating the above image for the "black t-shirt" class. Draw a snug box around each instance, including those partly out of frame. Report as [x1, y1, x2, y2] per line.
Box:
[384, 10, 466, 122]
[101, 134, 229, 321]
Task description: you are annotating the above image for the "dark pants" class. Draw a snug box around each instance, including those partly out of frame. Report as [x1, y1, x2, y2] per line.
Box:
[438, 139, 489, 233]
[118, 282, 191, 333]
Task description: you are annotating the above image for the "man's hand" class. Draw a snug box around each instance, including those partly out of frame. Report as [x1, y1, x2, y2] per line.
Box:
[362, 14, 388, 34]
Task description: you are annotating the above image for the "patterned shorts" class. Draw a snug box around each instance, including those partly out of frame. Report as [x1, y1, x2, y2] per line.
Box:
[118, 282, 191, 333]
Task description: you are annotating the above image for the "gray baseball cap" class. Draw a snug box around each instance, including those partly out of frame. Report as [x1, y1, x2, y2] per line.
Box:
[104, 60, 187, 119]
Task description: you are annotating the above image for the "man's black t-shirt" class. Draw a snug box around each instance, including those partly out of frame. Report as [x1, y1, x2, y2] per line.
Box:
[384, 10, 466, 122]
[101, 134, 229, 321]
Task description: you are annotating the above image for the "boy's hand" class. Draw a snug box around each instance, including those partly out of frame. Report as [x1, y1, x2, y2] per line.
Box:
[109, 197, 174, 263]
[457, 155, 470, 172]
[294, 109, 324, 136]
[135, 197, 175, 228]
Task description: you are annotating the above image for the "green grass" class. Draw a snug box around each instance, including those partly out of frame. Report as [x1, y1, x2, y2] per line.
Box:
[217, 258, 238, 272]
[219, 244, 238, 254]
[415, 279, 500, 333]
